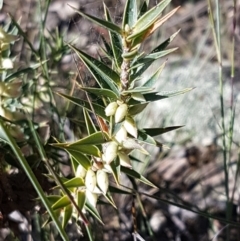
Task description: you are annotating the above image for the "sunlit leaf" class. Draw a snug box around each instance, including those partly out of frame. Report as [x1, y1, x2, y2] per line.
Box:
[67, 152, 91, 172]
[142, 61, 166, 87]
[62, 204, 72, 228]
[127, 0, 171, 41]
[67, 145, 101, 157]
[70, 131, 109, 146]
[63, 177, 85, 189]
[79, 86, 118, 100]
[52, 195, 71, 210]
[77, 191, 86, 211]
[137, 130, 157, 145]
[122, 0, 138, 28]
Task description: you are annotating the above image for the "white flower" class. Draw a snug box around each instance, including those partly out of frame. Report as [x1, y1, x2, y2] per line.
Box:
[115, 103, 128, 123]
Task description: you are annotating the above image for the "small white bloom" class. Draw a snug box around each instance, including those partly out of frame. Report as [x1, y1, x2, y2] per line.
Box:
[105, 102, 118, 116]
[85, 169, 97, 192]
[118, 151, 132, 168]
[123, 116, 138, 138]
[96, 170, 109, 194]
[115, 103, 128, 123]
[104, 141, 118, 164]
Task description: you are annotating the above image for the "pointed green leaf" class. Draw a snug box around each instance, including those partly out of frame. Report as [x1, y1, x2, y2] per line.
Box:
[108, 185, 132, 194]
[132, 31, 179, 78]
[57, 93, 108, 121]
[103, 192, 117, 208]
[80, 86, 118, 100]
[63, 177, 85, 189]
[69, 150, 91, 170]
[104, 4, 123, 69]
[62, 204, 73, 228]
[129, 103, 148, 115]
[67, 145, 101, 157]
[100, 34, 114, 58]
[122, 86, 154, 94]
[137, 130, 157, 145]
[127, 0, 171, 40]
[144, 126, 183, 136]
[73, 6, 122, 34]
[83, 109, 97, 135]
[77, 191, 86, 210]
[122, 0, 138, 28]
[52, 195, 71, 210]
[47, 195, 62, 206]
[121, 166, 157, 188]
[69, 44, 120, 94]
[129, 88, 193, 104]
[110, 158, 120, 185]
[142, 61, 166, 87]
[70, 131, 109, 146]
[85, 202, 104, 224]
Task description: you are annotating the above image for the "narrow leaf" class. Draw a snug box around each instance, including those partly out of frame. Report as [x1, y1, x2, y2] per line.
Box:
[143, 126, 183, 136]
[104, 4, 123, 69]
[77, 191, 86, 211]
[67, 145, 101, 157]
[63, 177, 85, 189]
[122, 0, 138, 28]
[62, 205, 73, 228]
[128, 0, 171, 40]
[57, 92, 108, 121]
[79, 86, 118, 100]
[68, 150, 91, 170]
[72, 6, 122, 34]
[52, 195, 71, 210]
[70, 131, 109, 146]
[69, 44, 120, 94]
[142, 61, 166, 87]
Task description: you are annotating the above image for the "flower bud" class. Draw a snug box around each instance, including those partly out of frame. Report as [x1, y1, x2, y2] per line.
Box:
[104, 141, 118, 164]
[76, 165, 87, 179]
[123, 116, 138, 138]
[115, 103, 128, 123]
[105, 101, 118, 116]
[96, 170, 109, 194]
[85, 169, 97, 192]
[114, 126, 127, 144]
[118, 151, 132, 168]
[86, 189, 98, 207]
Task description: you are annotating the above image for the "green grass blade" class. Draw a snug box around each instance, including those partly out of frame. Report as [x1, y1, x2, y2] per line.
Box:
[0, 119, 70, 241]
